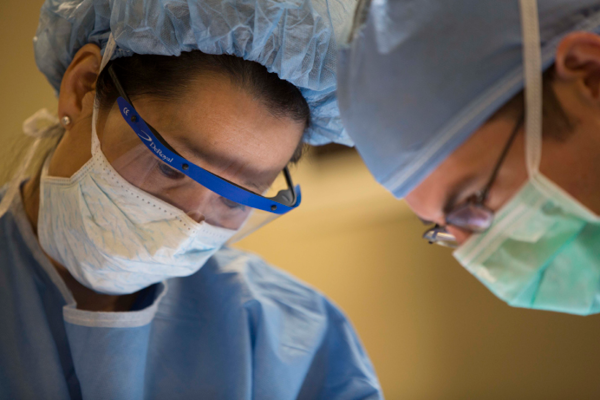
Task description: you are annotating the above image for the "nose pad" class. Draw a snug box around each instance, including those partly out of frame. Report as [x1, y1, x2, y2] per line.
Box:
[186, 210, 205, 223]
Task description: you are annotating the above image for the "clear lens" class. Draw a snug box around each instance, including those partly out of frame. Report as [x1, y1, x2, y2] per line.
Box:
[226, 171, 296, 243]
[445, 202, 494, 233]
[101, 115, 291, 232]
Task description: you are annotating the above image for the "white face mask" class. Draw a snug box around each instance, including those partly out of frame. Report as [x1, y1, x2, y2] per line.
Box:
[38, 101, 235, 295]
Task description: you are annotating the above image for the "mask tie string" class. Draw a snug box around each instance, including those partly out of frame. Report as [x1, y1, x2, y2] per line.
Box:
[0, 33, 119, 219]
[0, 109, 64, 218]
[519, 0, 543, 178]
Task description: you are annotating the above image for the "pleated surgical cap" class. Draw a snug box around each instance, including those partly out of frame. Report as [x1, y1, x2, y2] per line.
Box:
[337, 0, 600, 198]
[34, 0, 358, 146]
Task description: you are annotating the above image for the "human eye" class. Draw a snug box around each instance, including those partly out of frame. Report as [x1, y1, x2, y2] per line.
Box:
[417, 217, 434, 225]
[220, 197, 246, 211]
[157, 161, 186, 180]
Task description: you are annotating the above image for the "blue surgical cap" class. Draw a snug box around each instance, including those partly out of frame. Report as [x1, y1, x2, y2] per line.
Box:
[337, 0, 600, 198]
[34, 0, 357, 146]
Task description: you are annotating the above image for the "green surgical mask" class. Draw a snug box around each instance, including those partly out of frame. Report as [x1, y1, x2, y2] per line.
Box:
[453, 0, 600, 315]
[454, 172, 600, 315]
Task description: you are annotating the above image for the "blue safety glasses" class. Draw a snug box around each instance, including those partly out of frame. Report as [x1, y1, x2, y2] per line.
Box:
[107, 64, 301, 216]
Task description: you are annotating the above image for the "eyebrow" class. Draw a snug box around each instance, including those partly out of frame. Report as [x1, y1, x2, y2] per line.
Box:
[168, 135, 268, 193]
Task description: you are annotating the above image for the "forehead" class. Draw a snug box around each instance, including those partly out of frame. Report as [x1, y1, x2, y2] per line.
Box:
[126, 73, 304, 183]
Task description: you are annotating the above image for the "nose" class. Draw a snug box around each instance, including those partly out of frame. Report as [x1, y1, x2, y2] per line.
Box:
[186, 210, 206, 223]
[446, 225, 472, 246]
[174, 186, 215, 223]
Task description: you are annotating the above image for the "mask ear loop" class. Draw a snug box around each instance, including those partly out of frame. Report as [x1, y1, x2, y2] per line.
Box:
[519, 0, 543, 178]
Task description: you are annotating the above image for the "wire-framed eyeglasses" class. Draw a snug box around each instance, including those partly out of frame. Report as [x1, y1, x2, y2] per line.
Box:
[423, 114, 525, 248]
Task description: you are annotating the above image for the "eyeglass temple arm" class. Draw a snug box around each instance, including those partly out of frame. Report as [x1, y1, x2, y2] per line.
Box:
[478, 113, 525, 202]
[281, 167, 297, 204]
[109, 65, 184, 158]
[107, 65, 132, 104]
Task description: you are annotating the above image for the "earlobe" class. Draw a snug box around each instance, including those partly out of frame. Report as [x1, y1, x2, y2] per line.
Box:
[57, 44, 102, 127]
[555, 32, 600, 100]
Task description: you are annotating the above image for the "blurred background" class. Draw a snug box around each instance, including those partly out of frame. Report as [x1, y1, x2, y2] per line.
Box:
[3, 1, 600, 399]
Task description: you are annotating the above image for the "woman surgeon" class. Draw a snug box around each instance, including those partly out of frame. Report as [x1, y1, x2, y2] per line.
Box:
[0, 0, 382, 398]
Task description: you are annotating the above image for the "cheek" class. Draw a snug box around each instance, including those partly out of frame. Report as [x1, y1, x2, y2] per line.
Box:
[48, 130, 93, 178]
[485, 143, 528, 212]
[100, 112, 141, 164]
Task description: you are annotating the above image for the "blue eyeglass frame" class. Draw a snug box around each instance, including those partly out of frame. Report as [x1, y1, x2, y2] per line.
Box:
[107, 65, 301, 215]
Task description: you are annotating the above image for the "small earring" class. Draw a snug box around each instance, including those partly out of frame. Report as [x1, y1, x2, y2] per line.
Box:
[61, 115, 72, 127]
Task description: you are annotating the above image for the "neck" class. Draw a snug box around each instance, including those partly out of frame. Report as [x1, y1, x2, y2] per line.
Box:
[22, 175, 139, 312]
[545, 81, 600, 215]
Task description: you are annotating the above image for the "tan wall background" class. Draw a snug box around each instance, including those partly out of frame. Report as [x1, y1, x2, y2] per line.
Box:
[2, 1, 600, 399]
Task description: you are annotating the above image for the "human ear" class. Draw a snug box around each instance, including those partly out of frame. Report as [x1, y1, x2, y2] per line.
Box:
[555, 32, 600, 101]
[57, 44, 102, 127]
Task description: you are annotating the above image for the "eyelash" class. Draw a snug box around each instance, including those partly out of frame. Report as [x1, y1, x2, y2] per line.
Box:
[157, 162, 185, 180]
[220, 197, 246, 211]
[158, 162, 245, 211]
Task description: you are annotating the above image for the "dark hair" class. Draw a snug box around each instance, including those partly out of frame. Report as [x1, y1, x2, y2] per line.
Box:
[96, 51, 309, 162]
[491, 66, 576, 139]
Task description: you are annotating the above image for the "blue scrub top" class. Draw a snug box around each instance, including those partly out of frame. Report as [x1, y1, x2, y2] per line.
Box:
[0, 190, 382, 399]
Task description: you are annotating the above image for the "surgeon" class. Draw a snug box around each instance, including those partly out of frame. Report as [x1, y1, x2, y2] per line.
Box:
[0, 0, 383, 398]
[338, 0, 600, 315]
